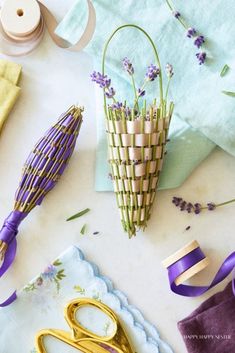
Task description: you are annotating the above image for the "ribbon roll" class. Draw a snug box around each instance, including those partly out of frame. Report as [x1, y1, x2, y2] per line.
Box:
[0, 0, 96, 56]
[162, 240, 235, 297]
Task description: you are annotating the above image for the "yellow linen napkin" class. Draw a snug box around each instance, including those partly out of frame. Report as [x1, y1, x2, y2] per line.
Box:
[0, 59, 22, 132]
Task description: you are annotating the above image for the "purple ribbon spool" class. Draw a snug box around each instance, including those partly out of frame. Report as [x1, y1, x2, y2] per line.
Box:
[163, 240, 235, 297]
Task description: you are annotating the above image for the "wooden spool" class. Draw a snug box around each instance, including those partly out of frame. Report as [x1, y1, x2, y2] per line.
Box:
[162, 240, 209, 286]
[0, 0, 41, 38]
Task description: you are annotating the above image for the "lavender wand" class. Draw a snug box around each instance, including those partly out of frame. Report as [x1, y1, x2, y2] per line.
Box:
[0, 105, 83, 306]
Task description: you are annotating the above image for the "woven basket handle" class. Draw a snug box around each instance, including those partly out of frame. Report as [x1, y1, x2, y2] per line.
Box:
[101, 24, 163, 104]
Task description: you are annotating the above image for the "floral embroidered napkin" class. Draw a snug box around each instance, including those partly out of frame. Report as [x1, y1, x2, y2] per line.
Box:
[0, 246, 173, 353]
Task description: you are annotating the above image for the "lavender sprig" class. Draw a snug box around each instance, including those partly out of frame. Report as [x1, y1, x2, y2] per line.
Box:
[165, 0, 207, 65]
[122, 57, 134, 75]
[122, 57, 140, 111]
[91, 71, 116, 100]
[165, 63, 174, 100]
[172, 196, 235, 214]
[146, 64, 160, 81]
[90, 71, 111, 88]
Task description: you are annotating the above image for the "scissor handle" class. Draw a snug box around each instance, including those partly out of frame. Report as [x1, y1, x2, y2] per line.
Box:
[35, 298, 134, 353]
[65, 297, 118, 341]
[35, 328, 108, 353]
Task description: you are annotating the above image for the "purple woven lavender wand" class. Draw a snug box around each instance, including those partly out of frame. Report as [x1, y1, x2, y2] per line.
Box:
[0, 105, 83, 306]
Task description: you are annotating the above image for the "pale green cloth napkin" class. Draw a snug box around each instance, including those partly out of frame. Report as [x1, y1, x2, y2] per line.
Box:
[0, 59, 21, 132]
[56, 0, 235, 191]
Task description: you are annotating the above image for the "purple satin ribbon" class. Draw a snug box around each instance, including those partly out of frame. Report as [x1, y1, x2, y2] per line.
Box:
[167, 247, 235, 297]
[0, 210, 27, 306]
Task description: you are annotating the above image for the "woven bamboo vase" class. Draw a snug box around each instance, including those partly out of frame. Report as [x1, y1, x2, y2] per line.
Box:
[102, 25, 174, 237]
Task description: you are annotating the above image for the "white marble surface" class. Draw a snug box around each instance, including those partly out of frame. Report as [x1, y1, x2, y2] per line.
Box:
[0, 2, 235, 352]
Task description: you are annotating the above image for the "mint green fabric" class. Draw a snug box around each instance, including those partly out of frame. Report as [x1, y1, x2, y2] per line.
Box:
[56, 0, 235, 191]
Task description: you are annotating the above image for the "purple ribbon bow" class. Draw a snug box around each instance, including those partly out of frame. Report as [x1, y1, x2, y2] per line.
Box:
[0, 211, 27, 306]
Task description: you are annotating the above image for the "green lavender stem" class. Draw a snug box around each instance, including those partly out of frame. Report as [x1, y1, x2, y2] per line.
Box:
[131, 74, 140, 111]
[202, 198, 235, 210]
[165, 0, 188, 30]
[165, 78, 171, 101]
[102, 24, 164, 112]
[134, 80, 148, 109]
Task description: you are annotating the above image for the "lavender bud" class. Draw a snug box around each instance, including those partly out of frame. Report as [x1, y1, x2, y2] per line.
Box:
[125, 107, 131, 117]
[194, 203, 202, 214]
[146, 64, 160, 81]
[91, 71, 111, 89]
[110, 102, 123, 111]
[166, 63, 174, 78]
[180, 200, 187, 211]
[186, 202, 193, 213]
[173, 11, 181, 19]
[105, 87, 115, 98]
[122, 57, 134, 75]
[207, 202, 216, 211]
[187, 27, 197, 38]
[196, 52, 207, 65]
[194, 35, 205, 49]
[137, 88, 146, 97]
[172, 196, 182, 206]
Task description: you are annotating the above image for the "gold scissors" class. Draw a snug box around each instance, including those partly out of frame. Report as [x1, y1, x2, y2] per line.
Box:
[35, 297, 135, 353]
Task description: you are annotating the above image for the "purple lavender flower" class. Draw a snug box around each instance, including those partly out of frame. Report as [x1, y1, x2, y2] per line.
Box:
[194, 35, 205, 49]
[173, 11, 181, 19]
[196, 52, 206, 65]
[172, 196, 235, 214]
[90, 71, 111, 89]
[207, 202, 216, 211]
[105, 87, 115, 98]
[110, 102, 123, 110]
[194, 203, 202, 214]
[187, 27, 197, 38]
[125, 107, 131, 117]
[137, 88, 146, 97]
[42, 264, 57, 279]
[166, 63, 174, 78]
[172, 196, 182, 206]
[180, 200, 187, 211]
[186, 202, 194, 213]
[146, 64, 160, 81]
[122, 57, 134, 75]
